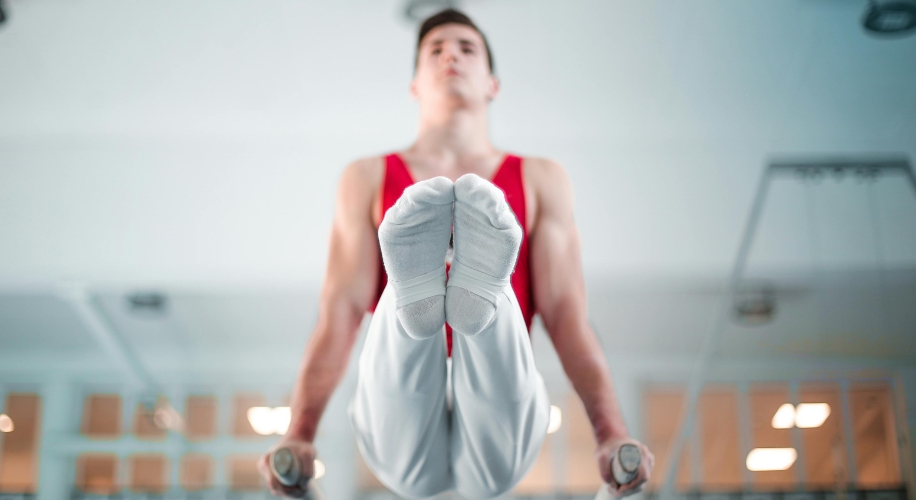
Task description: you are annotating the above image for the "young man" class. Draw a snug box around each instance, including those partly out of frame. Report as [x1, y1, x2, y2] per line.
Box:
[258, 9, 654, 499]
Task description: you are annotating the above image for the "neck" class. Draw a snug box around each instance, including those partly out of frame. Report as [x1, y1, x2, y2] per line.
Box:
[412, 102, 494, 163]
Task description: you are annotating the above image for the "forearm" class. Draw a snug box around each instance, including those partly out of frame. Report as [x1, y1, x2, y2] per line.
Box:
[286, 306, 362, 442]
[547, 308, 629, 442]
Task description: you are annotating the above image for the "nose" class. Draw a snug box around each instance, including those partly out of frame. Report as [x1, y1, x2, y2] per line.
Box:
[439, 43, 459, 64]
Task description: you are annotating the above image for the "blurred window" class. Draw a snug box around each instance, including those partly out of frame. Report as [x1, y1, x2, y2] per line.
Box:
[799, 383, 847, 489]
[643, 380, 903, 494]
[128, 454, 168, 493]
[228, 454, 263, 490]
[512, 419, 554, 495]
[850, 383, 902, 488]
[180, 453, 214, 491]
[749, 383, 796, 490]
[643, 385, 693, 492]
[565, 393, 604, 492]
[81, 394, 122, 438]
[699, 385, 742, 490]
[132, 398, 167, 440]
[233, 393, 265, 438]
[75, 453, 119, 494]
[185, 395, 217, 440]
[0, 393, 41, 493]
[357, 445, 386, 492]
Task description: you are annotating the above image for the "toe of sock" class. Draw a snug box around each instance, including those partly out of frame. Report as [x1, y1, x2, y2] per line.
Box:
[404, 176, 455, 205]
[382, 176, 454, 227]
[455, 174, 519, 230]
[455, 174, 493, 204]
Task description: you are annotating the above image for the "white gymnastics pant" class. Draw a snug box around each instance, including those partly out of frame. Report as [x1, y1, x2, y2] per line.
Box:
[349, 282, 551, 499]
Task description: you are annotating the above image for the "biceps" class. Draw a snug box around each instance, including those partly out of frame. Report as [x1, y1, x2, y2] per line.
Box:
[531, 220, 586, 327]
[322, 220, 380, 317]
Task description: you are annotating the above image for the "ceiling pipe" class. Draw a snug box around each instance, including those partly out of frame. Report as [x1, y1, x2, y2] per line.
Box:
[56, 283, 156, 391]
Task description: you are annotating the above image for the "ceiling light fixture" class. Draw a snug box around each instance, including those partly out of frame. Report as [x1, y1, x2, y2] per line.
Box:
[314, 459, 326, 480]
[247, 406, 292, 436]
[403, 0, 460, 23]
[795, 403, 831, 428]
[746, 448, 797, 471]
[547, 405, 562, 434]
[0, 414, 13, 433]
[771, 403, 796, 429]
[863, 0, 916, 37]
[770, 402, 831, 429]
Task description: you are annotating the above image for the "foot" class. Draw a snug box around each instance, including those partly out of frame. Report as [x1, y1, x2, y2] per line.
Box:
[378, 177, 455, 339]
[446, 174, 522, 336]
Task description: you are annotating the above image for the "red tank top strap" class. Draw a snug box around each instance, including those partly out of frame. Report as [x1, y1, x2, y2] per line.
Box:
[370, 154, 415, 312]
[490, 155, 535, 330]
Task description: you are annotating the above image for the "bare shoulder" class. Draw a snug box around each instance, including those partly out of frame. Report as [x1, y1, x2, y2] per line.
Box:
[336, 156, 385, 224]
[339, 156, 384, 193]
[522, 156, 572, 195]
[521, 156, 574, 226]
[523, 156, 567, 177]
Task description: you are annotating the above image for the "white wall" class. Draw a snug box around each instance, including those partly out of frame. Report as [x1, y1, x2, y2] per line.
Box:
[1, 0, 915, 288]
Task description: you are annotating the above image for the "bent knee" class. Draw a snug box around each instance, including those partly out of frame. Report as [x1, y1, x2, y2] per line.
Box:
[365, 456, 450, 500]
[456, 478, 517, 500]
[384, 473, 450, 500]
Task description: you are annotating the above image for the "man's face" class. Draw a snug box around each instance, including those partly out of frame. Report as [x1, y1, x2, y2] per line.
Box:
[412, 24, 499, 106]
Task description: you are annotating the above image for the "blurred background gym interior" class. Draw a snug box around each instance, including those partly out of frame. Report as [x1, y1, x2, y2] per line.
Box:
[1, 1, 915, 499]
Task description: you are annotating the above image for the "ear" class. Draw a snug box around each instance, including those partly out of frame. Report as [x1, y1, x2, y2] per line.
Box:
[487, 75, 500, 101]
[410, 78, 419, 100]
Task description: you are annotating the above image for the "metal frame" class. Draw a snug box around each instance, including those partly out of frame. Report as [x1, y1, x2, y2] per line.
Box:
[659, 156, 916, 500]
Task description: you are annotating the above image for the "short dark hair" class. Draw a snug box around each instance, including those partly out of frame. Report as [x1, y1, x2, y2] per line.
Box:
[416, 8, 494, 74]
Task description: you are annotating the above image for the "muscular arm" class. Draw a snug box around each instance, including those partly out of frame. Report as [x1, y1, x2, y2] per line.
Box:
[528, 159, 628, 444]
[286, 159, 382, 442]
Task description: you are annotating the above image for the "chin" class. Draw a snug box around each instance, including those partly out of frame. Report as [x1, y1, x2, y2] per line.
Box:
[428, 84, 485, 108]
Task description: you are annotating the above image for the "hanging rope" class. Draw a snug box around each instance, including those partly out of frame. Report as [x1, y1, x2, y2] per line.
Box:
[802, 167, 827, 357]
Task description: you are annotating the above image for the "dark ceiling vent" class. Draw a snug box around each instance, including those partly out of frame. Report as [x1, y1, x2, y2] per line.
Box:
[863, 0, 916, 36]
[733, 286, 777, 326]
[127, 291, 169, 316]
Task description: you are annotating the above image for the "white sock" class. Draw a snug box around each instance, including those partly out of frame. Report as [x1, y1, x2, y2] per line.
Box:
[446, 174, 522, 336]
[378, 177, 455, 339]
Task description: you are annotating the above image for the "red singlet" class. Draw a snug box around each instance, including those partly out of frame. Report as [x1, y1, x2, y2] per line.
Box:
[370, 153, 535, 355]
